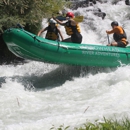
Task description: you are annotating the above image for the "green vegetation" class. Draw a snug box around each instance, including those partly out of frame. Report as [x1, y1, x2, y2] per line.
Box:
[0, 0, 66, 33]
[50, 117, 130, 130]
[0, 0, 69, 63]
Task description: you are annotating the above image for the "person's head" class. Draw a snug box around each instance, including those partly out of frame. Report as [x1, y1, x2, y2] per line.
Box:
[66, 12, 74, 18]
[111, 21, 118, 28]
[49, 19, 57, 27]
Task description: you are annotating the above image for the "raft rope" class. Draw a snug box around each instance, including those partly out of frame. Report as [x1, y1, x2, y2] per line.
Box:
[19, 29, 130, 54]
[7, 27, 130, 55]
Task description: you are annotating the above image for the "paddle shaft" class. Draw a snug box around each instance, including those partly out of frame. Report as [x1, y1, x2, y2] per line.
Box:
[56, 16, 83, 22]
[107, 34, 110, 44]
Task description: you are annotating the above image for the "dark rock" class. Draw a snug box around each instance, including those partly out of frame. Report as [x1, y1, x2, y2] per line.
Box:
[0, 34, 25, 65]
[125, 0, 130, 5]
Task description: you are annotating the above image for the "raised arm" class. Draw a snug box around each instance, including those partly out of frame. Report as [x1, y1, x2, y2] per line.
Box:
[53, 17, 66, 26]
[57, 27, 64, 41]
[37, 27, 47, 36]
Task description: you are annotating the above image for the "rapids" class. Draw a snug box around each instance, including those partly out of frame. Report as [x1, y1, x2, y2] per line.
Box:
[1, 0, 130, 129]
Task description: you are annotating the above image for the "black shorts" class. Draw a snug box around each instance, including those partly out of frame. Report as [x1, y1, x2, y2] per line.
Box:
[117, 41, 126, 47]
[71, 33, 82, 44]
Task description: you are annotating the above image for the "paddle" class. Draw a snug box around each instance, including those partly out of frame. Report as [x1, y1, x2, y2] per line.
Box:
[56, 16, 84, 22]
[73, 16, 84, 22]
[107, 34, 110, 45]
[56, 16, 66, 21]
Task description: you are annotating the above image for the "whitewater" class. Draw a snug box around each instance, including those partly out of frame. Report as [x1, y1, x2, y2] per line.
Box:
[1, 0, 130, 129]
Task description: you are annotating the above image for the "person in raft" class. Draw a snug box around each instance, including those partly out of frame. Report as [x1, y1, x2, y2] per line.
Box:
[106, 21, 128, 47]
[37, 18, 64, 41]
[53, 12, 82, 44]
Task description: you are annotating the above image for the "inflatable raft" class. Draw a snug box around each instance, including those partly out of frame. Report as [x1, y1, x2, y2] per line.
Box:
[2, 28, 130, 67]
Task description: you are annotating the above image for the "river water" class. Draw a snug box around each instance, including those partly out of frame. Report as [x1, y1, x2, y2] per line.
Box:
[1, 0, 130, 130]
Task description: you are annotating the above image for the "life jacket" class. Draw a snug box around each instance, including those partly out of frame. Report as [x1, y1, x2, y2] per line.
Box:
[65, 21, 81, 36]
[45, 25, 59, 40]
[113, 27, 127, 42]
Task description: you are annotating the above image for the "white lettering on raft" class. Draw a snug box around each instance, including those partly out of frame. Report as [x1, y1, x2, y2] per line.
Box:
[80, 46, 120, 52]
[82, 51, 120, 57]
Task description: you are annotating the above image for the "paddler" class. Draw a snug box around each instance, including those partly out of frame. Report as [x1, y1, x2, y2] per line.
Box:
[37, 18, 64, 41]
[53, 12, 82, 44]
[106, 21, 128, 47]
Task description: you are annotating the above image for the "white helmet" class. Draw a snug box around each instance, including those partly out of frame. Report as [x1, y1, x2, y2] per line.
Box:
[49, 18, 57, 24]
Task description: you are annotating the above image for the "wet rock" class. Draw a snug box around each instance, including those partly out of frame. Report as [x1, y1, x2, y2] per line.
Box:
[0, 34, 25, 65]
[125, 0, 130, 5]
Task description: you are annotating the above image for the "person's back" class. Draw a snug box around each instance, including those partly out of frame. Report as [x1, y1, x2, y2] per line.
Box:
[112, 26, 127, 44]
[45, 24, 59, 40]
[64, 19, 82, 43]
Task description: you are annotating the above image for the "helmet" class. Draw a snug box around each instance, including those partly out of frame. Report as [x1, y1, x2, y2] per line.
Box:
[49, 18, 56, 24]
[66, 12, 74, 18]
[111, 21, 118, 26]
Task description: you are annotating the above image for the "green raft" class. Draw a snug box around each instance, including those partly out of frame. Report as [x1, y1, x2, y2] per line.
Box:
[2, 28, 130, 67]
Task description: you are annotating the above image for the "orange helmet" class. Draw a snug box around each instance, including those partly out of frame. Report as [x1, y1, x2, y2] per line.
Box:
[66, 12, 74, 18]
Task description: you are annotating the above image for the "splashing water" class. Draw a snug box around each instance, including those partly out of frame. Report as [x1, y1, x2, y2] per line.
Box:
[1, 0, 130, 129]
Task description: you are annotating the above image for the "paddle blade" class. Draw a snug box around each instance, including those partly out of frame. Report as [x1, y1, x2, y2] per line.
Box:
[73, 16, 83, 22]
